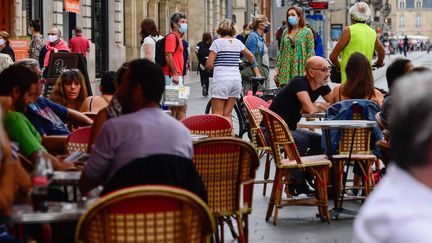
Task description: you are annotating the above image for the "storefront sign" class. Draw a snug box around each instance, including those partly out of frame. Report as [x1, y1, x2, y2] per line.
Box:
[64, 0, 80, 14]
[308, 2, 329, 9]
[10, 39, 30, 61]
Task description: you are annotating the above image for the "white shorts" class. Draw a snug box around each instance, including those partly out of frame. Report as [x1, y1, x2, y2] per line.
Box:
[210, 77, 242, 99]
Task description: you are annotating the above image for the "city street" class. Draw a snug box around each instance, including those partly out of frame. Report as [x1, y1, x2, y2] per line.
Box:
[183, 51, 432, 242]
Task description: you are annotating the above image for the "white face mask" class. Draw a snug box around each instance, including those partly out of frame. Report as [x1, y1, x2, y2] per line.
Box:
[0, 39, 5, 46]
[48, 34, 58, 43]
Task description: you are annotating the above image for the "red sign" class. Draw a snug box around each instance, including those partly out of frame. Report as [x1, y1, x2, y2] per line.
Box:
[64, 0, 80, 14]
[10, 39, 30, 61]
[308, 2, 329, 9]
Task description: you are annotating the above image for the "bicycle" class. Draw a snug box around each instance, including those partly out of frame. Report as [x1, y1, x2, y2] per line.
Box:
[204, 76, 279, 138]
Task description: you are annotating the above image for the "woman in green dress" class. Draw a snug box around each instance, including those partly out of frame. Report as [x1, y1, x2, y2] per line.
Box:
[274, 6, 315, 87]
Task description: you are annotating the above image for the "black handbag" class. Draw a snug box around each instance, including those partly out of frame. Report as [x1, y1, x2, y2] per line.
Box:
[328, 60, 341, 84]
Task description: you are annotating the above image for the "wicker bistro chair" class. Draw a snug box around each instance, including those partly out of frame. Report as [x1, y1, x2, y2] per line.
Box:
[65, 126, 91, 154]
[243, 95, 273, 196]
[181, 114, 234, 137]
[75, 185, 216, 243]
[332, 105, 377, 208]
[193, 137, 260, 243]
[259, 107, 332, 225]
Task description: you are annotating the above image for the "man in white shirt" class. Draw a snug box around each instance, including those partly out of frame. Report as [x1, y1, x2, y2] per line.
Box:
[353, 72, 432, 243]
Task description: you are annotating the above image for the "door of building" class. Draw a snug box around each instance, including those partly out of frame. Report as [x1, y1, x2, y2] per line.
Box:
[0, 0, 13, 33]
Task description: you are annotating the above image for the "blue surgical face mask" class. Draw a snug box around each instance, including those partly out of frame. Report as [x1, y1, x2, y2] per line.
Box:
[179, 23, 188, 34]
[288, 16, 298, 26]
[264, 25, 270, 33]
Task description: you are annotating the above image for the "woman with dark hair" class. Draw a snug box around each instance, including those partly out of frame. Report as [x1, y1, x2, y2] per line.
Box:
[274, 6, 315, 87]
[329, 52, 384, 106]
[195, 32, 212, 96]
[0, 31, 15, 62]
[139, 19, 163, 62]
[80, 71, 116, 113]
[49, 69, 88, 110]
[28, 18, 44, 61]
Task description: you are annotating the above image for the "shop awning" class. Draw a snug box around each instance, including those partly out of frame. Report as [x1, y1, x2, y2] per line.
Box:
[64, 0, 80, 14]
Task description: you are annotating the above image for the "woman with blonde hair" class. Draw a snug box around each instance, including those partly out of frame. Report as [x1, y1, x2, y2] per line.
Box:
[206, 19, 259, 123]
[274, 6, 315, 87]
[0, 31, 15, 62]
[49, 69, 88, 110]
[243, 14, 270, 89]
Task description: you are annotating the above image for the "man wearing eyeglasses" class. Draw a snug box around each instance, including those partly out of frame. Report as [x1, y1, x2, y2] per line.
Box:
[268, 56, 332, 195]
[269, 56, 332, 156]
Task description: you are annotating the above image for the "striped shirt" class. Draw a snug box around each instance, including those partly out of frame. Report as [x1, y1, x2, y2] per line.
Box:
[209, 38, 245, 78]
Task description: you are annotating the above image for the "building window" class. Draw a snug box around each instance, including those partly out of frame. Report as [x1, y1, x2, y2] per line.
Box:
[415, 1, 422, 7]
[399, 0, 406, 8]
[416, 15, 421, 27]
[399, 15, 405, 27]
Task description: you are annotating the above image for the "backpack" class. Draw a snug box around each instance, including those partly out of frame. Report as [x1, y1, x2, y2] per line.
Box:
[155, 33, 180, 68]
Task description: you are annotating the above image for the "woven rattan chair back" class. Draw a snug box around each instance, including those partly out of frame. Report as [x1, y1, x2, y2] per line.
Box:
[259, 107, 302, 166]
[243, 95, 270, 148]
[181, 114, 234, 137]
[192, 137, 259, 214]
[338, 105, 373, 155]
[75, 185, 215, 243]
[66, 126, 91, 154]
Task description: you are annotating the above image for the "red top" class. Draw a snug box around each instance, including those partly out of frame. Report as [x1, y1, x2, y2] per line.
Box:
[69, 35, 90, 58]
[163, 32, 184, 76]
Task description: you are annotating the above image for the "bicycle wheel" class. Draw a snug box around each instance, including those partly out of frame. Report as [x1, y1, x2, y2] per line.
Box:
[204, 100, 245, 138]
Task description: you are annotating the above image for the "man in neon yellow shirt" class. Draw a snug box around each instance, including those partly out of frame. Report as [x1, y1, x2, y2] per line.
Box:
[330, 2, 385, 84]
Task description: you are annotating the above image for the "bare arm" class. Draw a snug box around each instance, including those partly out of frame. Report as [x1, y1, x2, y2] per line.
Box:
[165, 52, 179, 85]
[329, 27, 351, 69]
[374, 38, 385, 66]
[29, 149, 74, 171]
[143, 43, 153, 60]
[41, 135, 67, 153]
[205, 51, 216, 71]
[297, 91, 323, 114]
[242, 48, 261, 77]
[0, 162, 15, 215]
[67, 108, 93, 126]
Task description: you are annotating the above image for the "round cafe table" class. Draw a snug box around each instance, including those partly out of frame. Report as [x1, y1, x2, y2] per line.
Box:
[297, 119, 377, 219]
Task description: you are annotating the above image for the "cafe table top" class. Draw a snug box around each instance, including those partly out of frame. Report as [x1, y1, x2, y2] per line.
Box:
[51, 171, 82, 186]
[10, 202, 87, 224]
[297, 120, 377, 129]
[301, 112, 326, 119]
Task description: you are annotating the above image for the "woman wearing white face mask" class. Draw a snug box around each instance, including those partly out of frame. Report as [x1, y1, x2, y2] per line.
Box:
[0, 31, 15, 62]
[274, 6, 315, 87]
[28, 18, 44, 61]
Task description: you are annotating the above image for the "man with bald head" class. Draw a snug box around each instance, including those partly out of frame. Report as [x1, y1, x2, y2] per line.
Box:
[269, 56, 332, 156]
[41, 26, 70, 74]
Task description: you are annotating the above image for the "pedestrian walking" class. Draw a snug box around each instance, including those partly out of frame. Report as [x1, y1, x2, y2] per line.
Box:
[139, 19, 163, 62]
[28, 18, 44, 61]
[205, 19, 260, 124]
[243, 14, 270, 89]
[235, 24, 250, 45]
[195, 32, 212, 96]
[275, 20, 287, 49]
[0, 31, 15, 62]
[274, 6, 315, 87]
[163, 12, 188, 121]
[69, 27, 90, 63]
[403, 35, 409, 57]
[330, 2, 385, 84]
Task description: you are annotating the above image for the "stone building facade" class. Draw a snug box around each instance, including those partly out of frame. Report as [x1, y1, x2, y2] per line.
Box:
[388, 0, 432, 39]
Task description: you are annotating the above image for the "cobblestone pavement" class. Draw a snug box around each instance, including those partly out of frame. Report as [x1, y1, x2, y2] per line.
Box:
[183, 52, 432, 242]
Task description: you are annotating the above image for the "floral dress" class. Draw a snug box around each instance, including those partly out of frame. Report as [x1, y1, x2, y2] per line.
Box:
[276, 27, 315, 85]
[29, 34, 44, 60]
